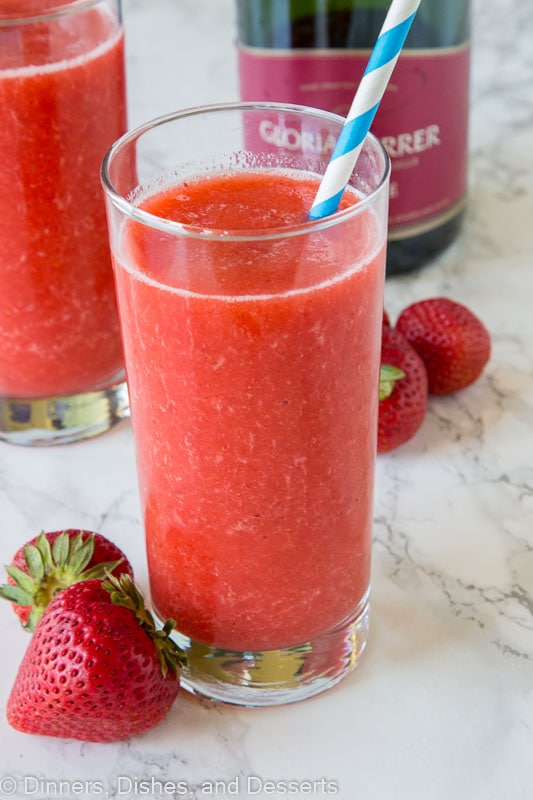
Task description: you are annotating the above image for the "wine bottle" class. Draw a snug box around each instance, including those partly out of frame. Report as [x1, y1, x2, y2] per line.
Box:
[236, 0, 471, 276]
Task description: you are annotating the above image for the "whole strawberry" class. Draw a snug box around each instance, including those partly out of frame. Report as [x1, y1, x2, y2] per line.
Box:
[0, 530, 133, 631]
[396, 297, 491, 394]
[7, 575, 182, 742]
[378, 326, 428, 453]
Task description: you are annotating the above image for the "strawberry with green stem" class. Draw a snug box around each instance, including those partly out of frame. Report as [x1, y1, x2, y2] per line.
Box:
[378, 326, 428, 453]
[0, 529, 133, 631]
[7, 573, 183, 742]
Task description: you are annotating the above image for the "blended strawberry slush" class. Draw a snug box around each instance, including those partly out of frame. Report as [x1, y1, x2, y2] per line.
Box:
[0, 3, 126, 398]
[114, 171, 385, 652]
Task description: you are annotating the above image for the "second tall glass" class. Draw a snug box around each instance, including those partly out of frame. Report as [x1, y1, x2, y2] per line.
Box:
[0, 0, 129, 445]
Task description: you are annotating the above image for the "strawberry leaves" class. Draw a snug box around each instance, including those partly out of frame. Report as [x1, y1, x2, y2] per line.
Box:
[379, 364, 405, 401]
[0, 530, 132, 631]
[103, 572, 185, 677]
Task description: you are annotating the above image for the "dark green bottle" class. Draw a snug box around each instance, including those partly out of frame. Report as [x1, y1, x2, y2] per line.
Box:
[237, 0, 471, 276]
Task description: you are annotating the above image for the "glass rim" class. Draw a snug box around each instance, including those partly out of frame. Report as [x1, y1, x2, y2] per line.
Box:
[101, 101, 391, 243]
[0, 1, 107, 25]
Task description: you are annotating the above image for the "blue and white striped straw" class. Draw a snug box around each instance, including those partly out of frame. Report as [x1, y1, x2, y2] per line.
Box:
[308, 0, 422, 220]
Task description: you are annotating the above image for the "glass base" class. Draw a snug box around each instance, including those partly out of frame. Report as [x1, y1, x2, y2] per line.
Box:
[0, 380, 129, 446]
[165, 596, 369, 707]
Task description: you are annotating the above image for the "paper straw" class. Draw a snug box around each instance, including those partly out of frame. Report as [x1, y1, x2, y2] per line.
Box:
[308, 0, 422, 220]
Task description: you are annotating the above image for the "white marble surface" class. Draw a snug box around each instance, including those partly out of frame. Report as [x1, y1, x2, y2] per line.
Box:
[1, 0, 532, 798]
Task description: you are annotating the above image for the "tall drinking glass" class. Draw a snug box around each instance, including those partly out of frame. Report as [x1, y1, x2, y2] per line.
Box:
[0, 0, 128, 445]
[102, 103, 390, 706]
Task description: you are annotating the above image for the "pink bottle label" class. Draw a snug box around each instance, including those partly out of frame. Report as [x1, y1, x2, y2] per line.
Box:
[238, 45, 470, 238]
